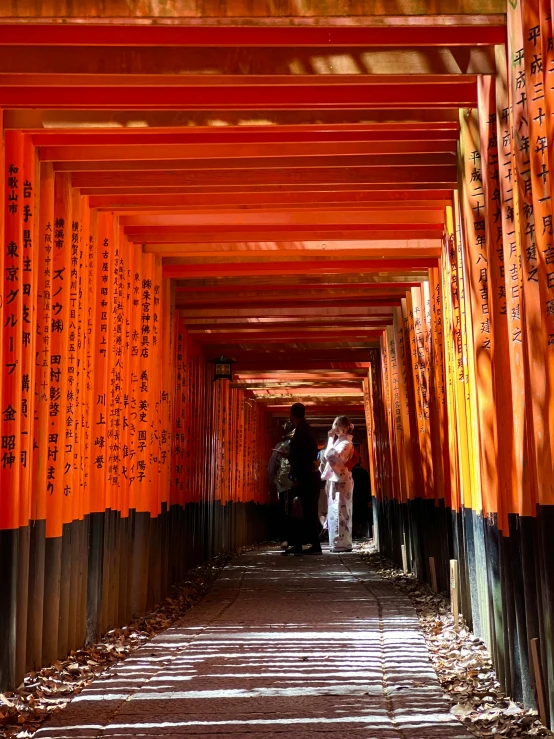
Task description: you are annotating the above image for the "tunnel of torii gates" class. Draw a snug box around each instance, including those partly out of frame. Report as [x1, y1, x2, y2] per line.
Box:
[4, 0, 554, 726]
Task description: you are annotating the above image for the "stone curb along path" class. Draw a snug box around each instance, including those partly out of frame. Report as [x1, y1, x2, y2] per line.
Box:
[33, 549, 473, 739]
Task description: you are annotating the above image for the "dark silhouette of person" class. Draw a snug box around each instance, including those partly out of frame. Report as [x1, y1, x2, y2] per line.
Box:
[268, 421, 294, 546]
[283, 402, 322, 555]
[352, 462, 373, 538]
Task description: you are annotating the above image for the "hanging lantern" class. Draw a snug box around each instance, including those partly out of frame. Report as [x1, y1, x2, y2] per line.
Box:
[212, 356, 234, 381]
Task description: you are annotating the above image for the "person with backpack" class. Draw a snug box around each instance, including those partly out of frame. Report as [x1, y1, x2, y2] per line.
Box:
[321, 416, 357, 553]
[267, 422, 294, 547]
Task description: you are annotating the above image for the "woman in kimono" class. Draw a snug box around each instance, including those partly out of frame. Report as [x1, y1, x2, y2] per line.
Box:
[321, 416, 354, 552]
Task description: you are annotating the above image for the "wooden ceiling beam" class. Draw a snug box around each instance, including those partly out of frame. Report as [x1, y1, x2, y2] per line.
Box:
[233, 362, 370, 371]
[104, 203, 451, 215]
[4, 107, 461, 130]
[186, 322, 391, 332]
[236, 385, 366, 392]
[88, 190, 452, 209]
[0, 73, 478, 88]
[39, 141, 457, 162]
[251, 391, 364, 400]
[79, 182, 455, 196]
[180, 307, 394, 319]
[0, 46, 496, 77]
[176, 274, 420, 288]
[158, 244, 439, 260]
[195, 332, 381, 343]
[177, 294, 410, 305]
[165, 258, 435, 279]
[133, 230, 442, 244]
[71, 165, 457, 189]
[234, 373, 367, 380]
[0, 25, 506, 47]
[53, 153, 456, 172]
[0, 82, 478, 109]
[189, 322, 388, 333]
[30, 123, 460, 146]
[205, 353, 375, 365]
[176, 298, 401, 309]
[122, 210, 444, 227]
[176, 281, 418, 293]
[175, 292, 406, 306]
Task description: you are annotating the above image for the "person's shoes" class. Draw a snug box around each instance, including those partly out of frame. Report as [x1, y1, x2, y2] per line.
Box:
[304, 547, 323, 555]
[281, 547, 302, 556]
[280, 541, 289, 549]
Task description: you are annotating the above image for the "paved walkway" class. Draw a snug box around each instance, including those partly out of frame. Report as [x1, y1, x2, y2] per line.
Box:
[36, 549, 471, 739]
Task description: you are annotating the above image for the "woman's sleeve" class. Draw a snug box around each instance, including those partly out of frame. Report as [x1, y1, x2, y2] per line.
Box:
[327, 440, 352, 467]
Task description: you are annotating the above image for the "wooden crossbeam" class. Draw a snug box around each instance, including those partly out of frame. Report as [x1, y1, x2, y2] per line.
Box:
[30, 123, 460, 146]
[121, 210, 445, 227]
[0, 46, 497, 77]
[0, 82, 478, 109]
[71, 166, 457, 189]
[88, 191, 452, 210]
[176, 282, 419, 293]
[5, 107, 462, 130]
[54, 153, 457, 172]
[39, 141, 457, 162]
[0, 24, 506, 47]
[165, 259, 435, 279]
[234, 362, 370, 370]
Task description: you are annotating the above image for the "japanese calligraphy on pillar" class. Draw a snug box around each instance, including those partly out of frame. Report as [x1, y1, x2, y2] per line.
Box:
[90, 212, 111, 513]
[20, 136, 36, 524]
[509, 0, 548, 511]
[1, 132, 24, 530]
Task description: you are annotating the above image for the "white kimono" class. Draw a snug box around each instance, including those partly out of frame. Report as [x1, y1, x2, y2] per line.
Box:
[321, 434, 354, 552]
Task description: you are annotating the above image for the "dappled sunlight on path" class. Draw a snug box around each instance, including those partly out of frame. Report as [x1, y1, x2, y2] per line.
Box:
[35, 550, 471, 739]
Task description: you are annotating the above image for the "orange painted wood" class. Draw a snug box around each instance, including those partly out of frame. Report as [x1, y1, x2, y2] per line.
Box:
[507, 0, 540, 517]
[459, 107, 497, 517]
[30, 124, 461, 148]
[88, 190, 454, 210]
[44, 172, 72, 536]
[55, 154, 456, 173]
[393, 307, 416, 501]
[120, 210, 446, 227]
[429, 268, 450, 506]
[88, 211, 112, 517]
[68, 187, 82, 524]
[39, 141, 457, 163]
[163, 259, 438, 279]
[19, 134, 38, 528]
[0, 24, 507, 48]
[0, 131, 24, 530]
[81, 199, 96, 516]
[439, 246, 460, 513]
[71, 166, 458, 190]
[32, 161, 54, 525]
[445, 205, 472, 514]
[522, 0, 554, 508]
[479, 73, 512, 532]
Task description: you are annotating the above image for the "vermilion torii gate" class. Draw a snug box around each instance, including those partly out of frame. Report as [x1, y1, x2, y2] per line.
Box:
[2, 0, 554, 730]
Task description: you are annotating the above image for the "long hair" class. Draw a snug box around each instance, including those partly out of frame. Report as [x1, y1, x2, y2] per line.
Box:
[333, 416, 352, 434]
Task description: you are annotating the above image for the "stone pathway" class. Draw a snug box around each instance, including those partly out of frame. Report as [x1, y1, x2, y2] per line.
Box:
[36, 549, 472, 739]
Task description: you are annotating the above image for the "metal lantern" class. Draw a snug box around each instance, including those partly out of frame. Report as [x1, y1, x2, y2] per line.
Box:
[213, 356, 234, 381]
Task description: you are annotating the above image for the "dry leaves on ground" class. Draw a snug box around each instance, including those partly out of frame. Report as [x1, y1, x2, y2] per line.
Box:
[356, 541, 552, 738]
[0, 548, 256, 739]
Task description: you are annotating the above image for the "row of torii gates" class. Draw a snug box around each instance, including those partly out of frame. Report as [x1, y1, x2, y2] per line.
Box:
[1, 0, 554, 729]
